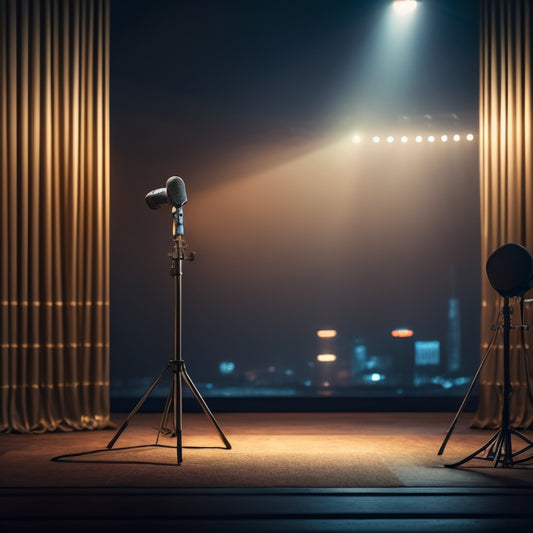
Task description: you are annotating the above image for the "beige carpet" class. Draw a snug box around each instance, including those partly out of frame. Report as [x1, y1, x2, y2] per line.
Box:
[2, 412, 533, 488]
[50, 435, 399, 487]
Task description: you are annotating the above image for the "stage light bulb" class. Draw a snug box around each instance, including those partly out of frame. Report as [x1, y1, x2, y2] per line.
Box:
[387, 136, 394, 143]
[401, 136, 408, 143]
[466, 133, 474, 141]
[428, 135, 435, 143]
[441, 135, 448, 142]
[453, 134, 461, 142]
[415, 135, 423, 143]
[372, 136, 380, 143]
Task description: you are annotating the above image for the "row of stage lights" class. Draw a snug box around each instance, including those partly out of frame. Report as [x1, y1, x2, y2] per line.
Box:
[352, 133, 476, 145]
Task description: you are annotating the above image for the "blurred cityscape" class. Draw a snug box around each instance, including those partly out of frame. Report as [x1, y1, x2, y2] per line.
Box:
[112, 295, 473, 401]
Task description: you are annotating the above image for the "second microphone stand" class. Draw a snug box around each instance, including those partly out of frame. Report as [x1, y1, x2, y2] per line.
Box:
[107, 207, 231, 463]
[438, 296, 533, 467]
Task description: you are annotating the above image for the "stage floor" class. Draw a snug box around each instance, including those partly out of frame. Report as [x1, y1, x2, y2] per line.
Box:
[1, 412, 533, 531]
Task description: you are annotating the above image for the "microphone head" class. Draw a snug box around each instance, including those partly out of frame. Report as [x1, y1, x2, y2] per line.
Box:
[145, 187, 168, 209]
[166, 176, 187, 207]
[486, 243, 533, 297]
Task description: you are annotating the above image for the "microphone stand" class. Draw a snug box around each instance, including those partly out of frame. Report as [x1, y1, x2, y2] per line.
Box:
[107, 206, 231, 464]
[439, 296, 533, 467]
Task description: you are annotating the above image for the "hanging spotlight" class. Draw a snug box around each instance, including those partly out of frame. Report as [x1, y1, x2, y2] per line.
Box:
[392, 0, 417, 15]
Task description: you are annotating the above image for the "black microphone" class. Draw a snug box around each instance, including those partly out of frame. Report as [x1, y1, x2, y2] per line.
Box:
[145, 176, 187, 209]
[145, 187, 168, 209]
[166, 176, 187, 208]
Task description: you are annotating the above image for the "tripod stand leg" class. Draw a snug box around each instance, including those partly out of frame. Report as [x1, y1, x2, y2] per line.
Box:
[474, 424, 533, 467]
[438, 329, 497, 455]
[181, 366, 231, 449]
[486, 431, 505, 465]
[501, 432, 513, 467]
[155, 381, 175, 444]
[509, 428, 533, 463]
[174, 361, 183, 463]
[107, 363, 172, 449]
[511, 427, 533, 448]
[153, 366, 183, 463]
[445, 430, 501, 468]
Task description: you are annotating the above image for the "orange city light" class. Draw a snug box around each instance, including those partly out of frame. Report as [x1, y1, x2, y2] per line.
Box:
[317, 354, 337, 362]
[317, 329, 337, 338]
[391, 328, 414, 338]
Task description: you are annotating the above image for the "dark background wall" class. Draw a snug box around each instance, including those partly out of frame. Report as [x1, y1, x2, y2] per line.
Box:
[109, 0, 479, 402]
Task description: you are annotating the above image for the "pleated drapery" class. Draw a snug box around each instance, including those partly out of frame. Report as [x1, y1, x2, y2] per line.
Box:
[473, 0, 533, 429]
[0, 0, 110, 432]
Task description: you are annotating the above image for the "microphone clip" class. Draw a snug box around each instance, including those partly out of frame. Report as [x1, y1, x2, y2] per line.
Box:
[172, 206, 185, 236]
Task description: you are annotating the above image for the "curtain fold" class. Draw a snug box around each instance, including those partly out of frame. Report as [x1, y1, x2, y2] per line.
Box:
[474, 0, 533, 429]
[1, 0, 110, 432]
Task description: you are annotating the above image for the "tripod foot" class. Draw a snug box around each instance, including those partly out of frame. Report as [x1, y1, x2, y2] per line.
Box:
[445, 427, 533, 468]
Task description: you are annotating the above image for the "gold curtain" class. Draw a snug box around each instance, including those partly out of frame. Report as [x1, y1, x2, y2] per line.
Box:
[0, 0, 110, 432]
[474, 0, 533, 429]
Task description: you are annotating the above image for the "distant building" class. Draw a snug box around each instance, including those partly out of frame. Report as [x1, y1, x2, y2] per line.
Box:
[414, 340, 440, 386]
[447, 297, 461, 374]
[351, 338, 368, 381]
